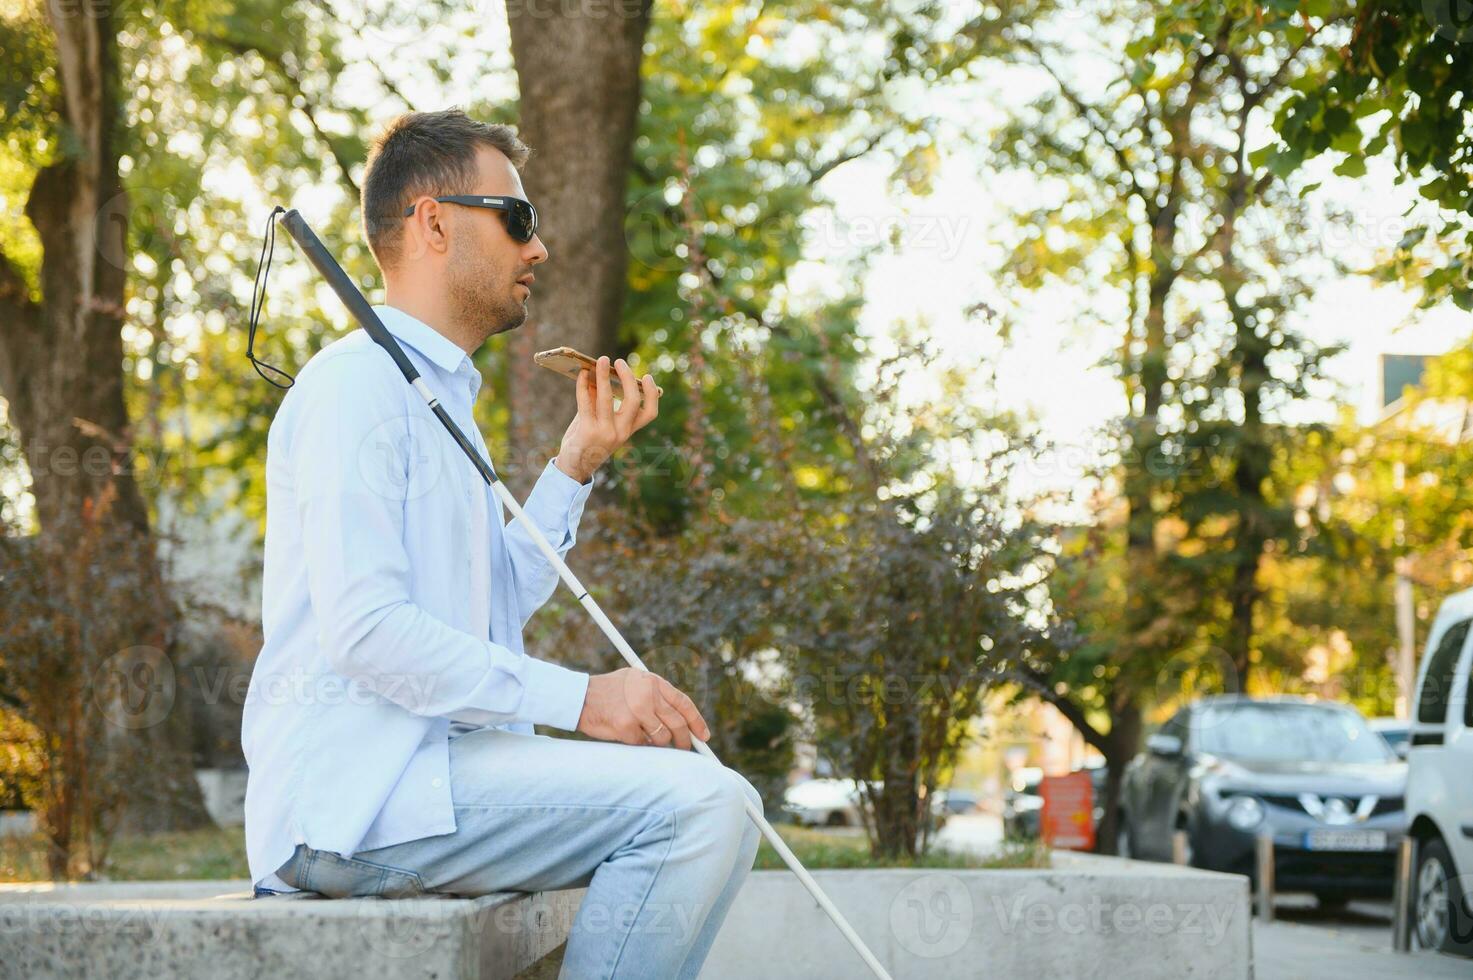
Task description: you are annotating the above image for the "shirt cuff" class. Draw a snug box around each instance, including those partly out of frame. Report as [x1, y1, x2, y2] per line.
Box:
[518, 656, 591, 731]
[524, 456, 595, 550]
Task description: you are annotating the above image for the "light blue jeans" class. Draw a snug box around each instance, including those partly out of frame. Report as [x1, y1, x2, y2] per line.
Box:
[272, 727, 762, 980]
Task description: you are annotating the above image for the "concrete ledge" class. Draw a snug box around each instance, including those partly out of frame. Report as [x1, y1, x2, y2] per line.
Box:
[0, 881, 584, 980]
[701, 858, 1251, 979]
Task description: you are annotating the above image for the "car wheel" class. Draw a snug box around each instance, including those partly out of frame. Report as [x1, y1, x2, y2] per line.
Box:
[1414, 838, 1471, 954]
[825, 811, 848, 828]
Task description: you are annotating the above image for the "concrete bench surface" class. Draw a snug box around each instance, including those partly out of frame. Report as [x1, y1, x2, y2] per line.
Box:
[0, 880, 584, 980]
[3, 858, 1252, 979]
[702, 862, 1252, 979]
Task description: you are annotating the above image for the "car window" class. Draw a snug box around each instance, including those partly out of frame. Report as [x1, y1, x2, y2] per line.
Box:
[1196, 703, 1392, 764]
[1376, 728, 1408, 750]
[1418, 618, 1471, 726]
[1465, 648, 1473, 729]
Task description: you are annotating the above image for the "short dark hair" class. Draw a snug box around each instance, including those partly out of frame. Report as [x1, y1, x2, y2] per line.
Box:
[361, 109, 531, 269]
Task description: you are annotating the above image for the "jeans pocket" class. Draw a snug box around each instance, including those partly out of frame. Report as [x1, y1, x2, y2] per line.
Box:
[280, 844, 427, 899]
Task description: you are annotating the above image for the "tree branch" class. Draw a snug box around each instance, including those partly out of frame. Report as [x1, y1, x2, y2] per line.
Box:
[807, 130, 886, 186]
[203, 33, 360, 199]
[1018, 38, 1149, 208]
[1007, 661, 1113, 757]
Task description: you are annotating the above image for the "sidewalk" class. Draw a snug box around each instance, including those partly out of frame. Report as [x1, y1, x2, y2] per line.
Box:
[1253, 913, 1470, 980]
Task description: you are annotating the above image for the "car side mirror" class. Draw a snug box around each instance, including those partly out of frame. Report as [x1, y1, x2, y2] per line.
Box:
[1146, 733, 1183, 757]
[1395, 742, 1410, 761]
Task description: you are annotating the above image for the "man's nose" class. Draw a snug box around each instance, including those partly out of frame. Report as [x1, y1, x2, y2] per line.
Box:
[525, 234, 549, 266]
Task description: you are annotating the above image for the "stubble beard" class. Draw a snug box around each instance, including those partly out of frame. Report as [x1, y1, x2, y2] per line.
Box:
[448, 246, 528, 348]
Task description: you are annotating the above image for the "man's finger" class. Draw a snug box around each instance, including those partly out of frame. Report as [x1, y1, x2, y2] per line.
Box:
[616, 670, 653, 745]
[595, 355, 613, 421]
[648, 695, 688, 749]
[634, 373, 659, 430]
[612, 358, 638, 426]
[657, 676, 711, 742]
[574, 367, 592, 418]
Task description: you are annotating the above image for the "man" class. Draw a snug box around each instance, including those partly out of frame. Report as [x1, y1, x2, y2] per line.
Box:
[243, 109, 762, 980]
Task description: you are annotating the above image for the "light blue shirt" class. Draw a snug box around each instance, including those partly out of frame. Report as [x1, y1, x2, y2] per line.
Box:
[243, 305, 594, 890]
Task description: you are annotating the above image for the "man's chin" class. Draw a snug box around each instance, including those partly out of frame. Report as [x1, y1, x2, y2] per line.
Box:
[489, 304, 528, 337]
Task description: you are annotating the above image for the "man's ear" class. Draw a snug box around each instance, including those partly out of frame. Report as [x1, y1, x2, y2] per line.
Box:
[407, 199, 450, 260]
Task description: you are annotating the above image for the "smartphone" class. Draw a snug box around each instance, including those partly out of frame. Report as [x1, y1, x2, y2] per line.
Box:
[533, 346, 663, 406]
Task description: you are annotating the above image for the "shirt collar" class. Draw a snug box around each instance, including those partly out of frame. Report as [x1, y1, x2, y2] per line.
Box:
[373, 304, 471, 376]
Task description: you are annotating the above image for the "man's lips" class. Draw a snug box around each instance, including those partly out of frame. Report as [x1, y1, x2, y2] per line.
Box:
[515, 273, 535, 292]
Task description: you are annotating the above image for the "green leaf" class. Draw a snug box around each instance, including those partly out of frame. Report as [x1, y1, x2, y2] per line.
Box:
[1396, 226, 1428, 251]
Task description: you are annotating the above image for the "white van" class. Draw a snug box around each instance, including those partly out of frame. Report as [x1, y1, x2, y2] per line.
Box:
[1407, 586, 1473, 954]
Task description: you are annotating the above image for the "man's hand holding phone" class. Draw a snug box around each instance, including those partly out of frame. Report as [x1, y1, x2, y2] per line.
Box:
[553, 355, 659, 484]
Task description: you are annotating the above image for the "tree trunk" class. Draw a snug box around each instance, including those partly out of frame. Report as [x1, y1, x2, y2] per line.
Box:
[0, 4, 209, 844]
[1222, 310, 1269, 687]
[1214, 114, 1268, 690]
[1095, 699, 1141, 855]
[871, 709, 922, 859]
[504, 0, 653, 494]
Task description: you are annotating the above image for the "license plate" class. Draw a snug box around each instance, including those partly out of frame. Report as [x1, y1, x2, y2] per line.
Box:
[1303, 829, 1387, 851]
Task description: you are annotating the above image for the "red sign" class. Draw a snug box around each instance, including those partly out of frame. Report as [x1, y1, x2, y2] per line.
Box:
[1040, 772, 1095, 851]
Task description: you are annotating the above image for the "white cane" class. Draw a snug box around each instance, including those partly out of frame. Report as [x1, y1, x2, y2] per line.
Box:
[270, 208, 894, 980]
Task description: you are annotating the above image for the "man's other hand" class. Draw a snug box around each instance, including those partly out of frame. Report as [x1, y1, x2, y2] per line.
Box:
[576, 667, 711, 750]
[554, 356, 659, 484]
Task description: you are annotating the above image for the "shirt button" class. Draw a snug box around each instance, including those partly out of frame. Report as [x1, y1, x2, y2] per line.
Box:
[432, 778, 443, 789]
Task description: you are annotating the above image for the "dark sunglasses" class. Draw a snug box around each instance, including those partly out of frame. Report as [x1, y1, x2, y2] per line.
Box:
[403, 195, 539, 243]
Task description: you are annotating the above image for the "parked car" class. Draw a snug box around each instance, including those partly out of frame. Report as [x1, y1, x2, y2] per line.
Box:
[782, 778, 865, 827]
[1002, 767, 1044, 839]
[1406, 587, 1473, 955]
[923, 787, 979, 837]
[1118, 695, 1406, 904]
[1370, 717, 1411, 759]
[932, 787, 981, 816]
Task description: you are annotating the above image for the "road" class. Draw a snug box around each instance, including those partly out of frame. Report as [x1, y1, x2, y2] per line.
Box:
[1253, 895, 1471, 980]
[932, 812, 1006, 857]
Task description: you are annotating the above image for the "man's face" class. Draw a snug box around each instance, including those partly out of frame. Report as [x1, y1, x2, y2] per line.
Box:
[446, 144, 549, 342]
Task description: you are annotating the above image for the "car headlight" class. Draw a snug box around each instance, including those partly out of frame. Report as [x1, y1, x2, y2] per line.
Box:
[1225, 796, 1264, 832]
